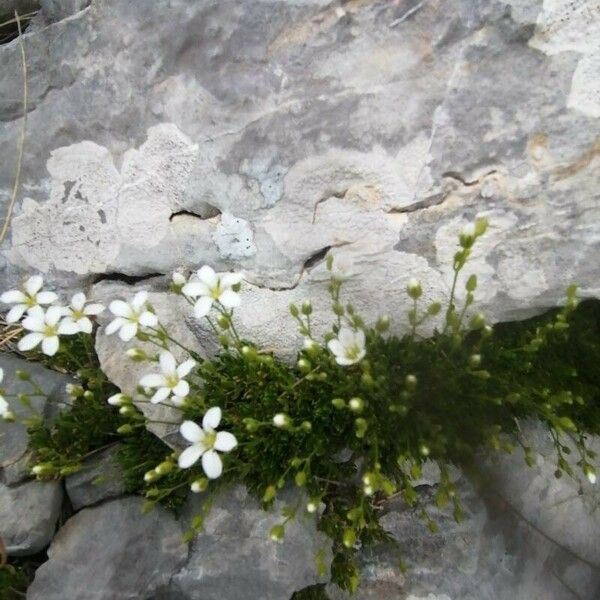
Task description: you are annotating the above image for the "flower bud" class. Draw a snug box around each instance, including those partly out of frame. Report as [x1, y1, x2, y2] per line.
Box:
[342, 528, 356, 548]
[32, 463, 55, 477]
[117, 424, 134, 434]
[349, 397, 364, 413]
[126, 348, 147, 362]
[469, 313, 486, 330]
[584, 464, 597, 485]
[300, 420, 312, 432]
[2, 410, 15, 422]
[144, 469, 159, 483]
[332, 301, 345, 316]
[15, 370, 30, 381]
[295, 471, 307, 487]
[419, 444, 430, 457]
[83, 390, 94, 400]
[108, 393, 130, 406]
[331, 398, 346, 409]
[66, 383, 84, 397]
[172, 272, 187, 287]
[301, 301, 313, 316]
[243, 418, 260, 433]
[375, 315, 390, 332]
[289, 303, 299, 317]
[273, 413, 291, 429]
[155, 461, 174, 475]
[217, 315, 230, 330]
[119, 405, 136, 416]
[297, 358, 311, 372]
[354, 417, 368, 438]
[468, 354, 482, 368]
[306, 500, 319, 514]
[405, 374, 417, 391]
[270, 524, 285, 542]
[263, 485, 277, 502]
[407, 278, 422, 300]
[191, 477, 209, 493]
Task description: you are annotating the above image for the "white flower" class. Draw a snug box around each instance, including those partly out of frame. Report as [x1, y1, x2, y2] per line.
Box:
[17, 306, 79, 356]
[1, 276, 58, 323]
[178, 407, 238, 479]
[331, 256, 353, 281]
[63, 293, 105, 334]
[107, 393, 130, 406]
[172, 272, 187, 286]
[273, 413, 291, 428]
[0, 368, 8, 418]
[182, 266, 243, 318]
[106, 291, 158, 341]
[461, 222, 476, 238]
[327, 326, 366, 366]
[139, 351, 196, 404]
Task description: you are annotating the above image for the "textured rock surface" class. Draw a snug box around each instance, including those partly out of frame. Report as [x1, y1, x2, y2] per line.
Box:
[0, 353, 71, 484]
[326, 425, 600, 600]
[0, 479, 62, 556]
[65, 444, 126, 510]
[27, 496, 188, 600]
[159, 486, 332, 600]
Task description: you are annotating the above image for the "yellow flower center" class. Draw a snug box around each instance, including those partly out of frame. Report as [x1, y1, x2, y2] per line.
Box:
[25, 296, 37, 307]
[44, 324, 58, 337]
[345, 344, 361, 360]
[204, 431, 217, 449]
[166, 375, 179, 388]
[210, 283, 223, 300]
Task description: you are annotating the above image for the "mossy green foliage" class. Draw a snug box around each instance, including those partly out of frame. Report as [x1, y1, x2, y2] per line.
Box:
[291, 584, 330, 600]
[20, 223, 600, 593]
[0, 553, 45, 600]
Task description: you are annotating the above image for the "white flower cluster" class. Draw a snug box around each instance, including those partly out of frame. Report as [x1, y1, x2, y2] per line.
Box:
[1, 276, 105, 356]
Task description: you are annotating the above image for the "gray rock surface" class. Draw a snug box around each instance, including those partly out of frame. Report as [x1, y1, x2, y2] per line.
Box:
[65, 444, 126, 510]
[326, 425, 600, 600]
[27, 496, 188, 600]
[0, 352, 71, 484]
[160, 486, 332, 600]
[0, 478, 62, 556]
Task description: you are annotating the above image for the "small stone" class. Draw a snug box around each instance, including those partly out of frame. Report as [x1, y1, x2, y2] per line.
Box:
[65, 444, 126, 510]
[27, 496, 187, 600]
[0, 479, 62, 556]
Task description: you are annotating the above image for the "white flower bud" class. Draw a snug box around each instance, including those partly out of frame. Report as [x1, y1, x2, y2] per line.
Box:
[461, 222, 476, 238]
[172, 272, 187, 286]
[306, 501, 318, 514]
[107, 393, 129, 406]
[273, 413, 291, 428]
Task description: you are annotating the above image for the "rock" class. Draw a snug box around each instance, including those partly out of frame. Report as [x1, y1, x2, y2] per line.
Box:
[40, 0, 90, 22]
[160, 486, 332, 600]
[27, 496, 188, 600]
[0, 0, 596, 325]
[65, 444, 126, 510]
[326, 428, 600, 600]
[0, 353, 72, 484]
[0, 479, 62, 556]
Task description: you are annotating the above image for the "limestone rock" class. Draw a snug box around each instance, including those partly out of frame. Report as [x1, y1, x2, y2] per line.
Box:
[27, 496, 188, 600]
[65, 444, 126, 510]
[0, 479, 62, 556]
[161, 486, 332, 600]
[0, 353, 72, 484]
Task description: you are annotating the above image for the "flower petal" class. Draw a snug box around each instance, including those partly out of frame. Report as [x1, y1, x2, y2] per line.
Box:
[178, 445, 204, 469]
[202, 406, 222, 431]
[0, 397, 8, 416]
[0, 368, 3, 384]
[214, 431, 238, 452]
[45, 306, 63, 326]
[139, 311, 158, 327]
[193, 296, 213, 318]
[197, 265, 218, 288]
[220, 272, 243, 288]
[355, 329, 366, 349]
[22, 313, 45, 332]
[71, 293, 86, 311]
[159, 351, 177, 375]
[176, 359, 196, 378]
[109, 300, 133, 318]
[1, 289, 27, 304]
[180, 420, 205, 443]
[37, 291, 58, 305]
[338, 327, 355, 347]
[84, 303, 105, 316]
[327, 339, 343, 357]
[41, 335, 60, 356]
[202, 449, 223, 479]
[18, 332, 43, 351]
[182, 281, 210, 298]
[24, 276, 43, 296]
[5, 304, 27, 323]
[131, 291, 148, 311]
[218, 289, 240, 309]
[150, 387, 171, 404]
[58, 319, 80, 335]
[139, 373, 166, 388]
[172, 379, 189, 397]
[118, 322, 138, 341]
[77, 317, 93, 334]
[105, 317, 125, 336]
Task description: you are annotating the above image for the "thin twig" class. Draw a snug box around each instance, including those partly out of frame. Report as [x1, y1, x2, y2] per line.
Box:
[0, 10, 28, 245]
